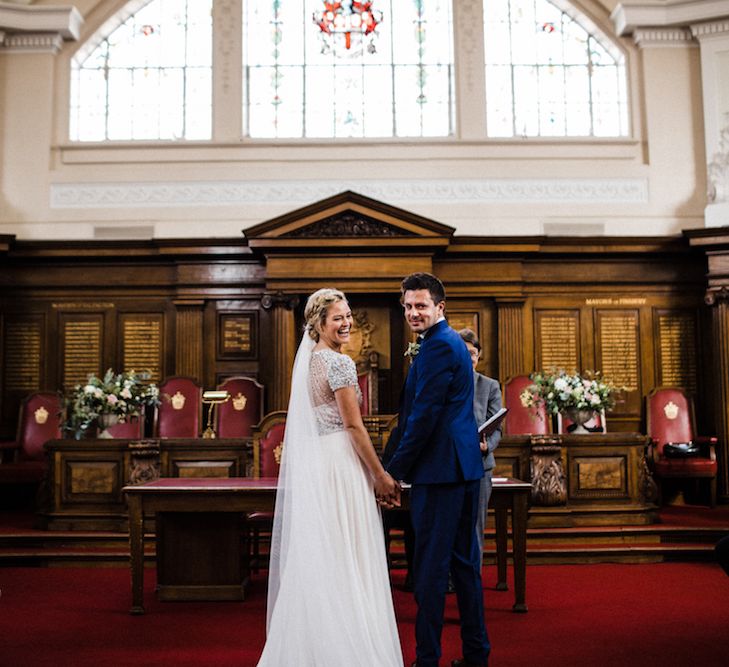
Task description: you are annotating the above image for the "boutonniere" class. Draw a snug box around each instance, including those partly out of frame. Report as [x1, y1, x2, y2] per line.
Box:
[404, 342, 421, 359]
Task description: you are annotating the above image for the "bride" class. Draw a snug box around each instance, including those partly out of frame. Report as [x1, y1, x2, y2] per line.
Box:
[257, 288, 403, 667]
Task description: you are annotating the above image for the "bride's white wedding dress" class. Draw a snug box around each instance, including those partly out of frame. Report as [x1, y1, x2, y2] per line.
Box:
[257, 340, 403, 667]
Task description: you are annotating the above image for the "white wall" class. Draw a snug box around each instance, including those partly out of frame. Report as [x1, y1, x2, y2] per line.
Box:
[0, 0, 711, 239]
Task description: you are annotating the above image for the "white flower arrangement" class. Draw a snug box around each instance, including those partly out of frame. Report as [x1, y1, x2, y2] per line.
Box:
[64, 369, 160, 439]
[520, 369, 618, 415]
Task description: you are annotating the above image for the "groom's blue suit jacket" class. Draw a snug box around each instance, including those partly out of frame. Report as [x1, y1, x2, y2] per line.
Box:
[386, 319, 484, 485]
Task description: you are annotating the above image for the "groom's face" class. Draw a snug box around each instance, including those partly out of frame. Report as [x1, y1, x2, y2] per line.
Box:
[402, 289, 445, 334]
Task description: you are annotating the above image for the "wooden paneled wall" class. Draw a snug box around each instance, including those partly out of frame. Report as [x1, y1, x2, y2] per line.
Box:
[1, 212, 724, 498]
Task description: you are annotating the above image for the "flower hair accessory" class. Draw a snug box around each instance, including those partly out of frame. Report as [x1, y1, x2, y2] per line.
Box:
[404, 342, 421, 358]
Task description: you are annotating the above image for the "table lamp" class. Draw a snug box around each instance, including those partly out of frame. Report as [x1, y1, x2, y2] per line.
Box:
[201, 390, 230, 439]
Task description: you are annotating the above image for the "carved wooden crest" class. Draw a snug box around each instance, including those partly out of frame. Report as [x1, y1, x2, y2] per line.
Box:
[233, 392, 248, 411]
[171, 391, 186, 410]
[34, 405, 49, 424]
[663, 401, 679, 420]
[274, 441, 284, 465]
[343, 309, 376, 365]
[286, 212, 415, 238]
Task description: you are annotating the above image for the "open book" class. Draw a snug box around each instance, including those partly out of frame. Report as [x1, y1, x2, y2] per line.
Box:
[478, 407, 508, 437]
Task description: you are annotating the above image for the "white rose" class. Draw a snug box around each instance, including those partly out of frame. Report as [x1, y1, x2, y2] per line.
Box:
[554, 378, 568, 391]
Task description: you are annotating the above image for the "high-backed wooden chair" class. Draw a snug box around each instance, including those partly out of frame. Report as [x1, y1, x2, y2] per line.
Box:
[215, 376, 264, 439]
[557, 409, 606, 434]
[502, 375, 550, 435]
[248, 411, 287, 570]
[155, 376, 202, 438]
[356, 350, 379, 416]
[646, 387, 718, 507]
[0, 392, 62, 484]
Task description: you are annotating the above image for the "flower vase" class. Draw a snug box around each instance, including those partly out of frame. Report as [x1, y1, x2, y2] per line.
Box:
[97, 414, 119, 439]
[563, 408, 596, 434]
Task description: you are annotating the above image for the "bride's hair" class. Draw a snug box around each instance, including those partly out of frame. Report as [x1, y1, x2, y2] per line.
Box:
[304, 288, 347, 341]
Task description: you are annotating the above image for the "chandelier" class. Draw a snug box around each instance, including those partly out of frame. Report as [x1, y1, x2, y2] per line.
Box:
[312, 1, 383, 56]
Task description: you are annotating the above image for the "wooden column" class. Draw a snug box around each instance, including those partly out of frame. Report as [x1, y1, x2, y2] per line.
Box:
[707, 288, 729, 500]
[262, 292, 299, 411]
[496, 298, 526, 380]
[174, 300, 204, 381]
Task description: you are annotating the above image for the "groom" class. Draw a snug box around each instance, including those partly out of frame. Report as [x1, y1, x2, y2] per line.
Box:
[385, 272, 490, 667]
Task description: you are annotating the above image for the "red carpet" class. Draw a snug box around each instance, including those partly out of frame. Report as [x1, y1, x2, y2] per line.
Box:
[1, 562, 728, 666]
[658, 503, 729, 527]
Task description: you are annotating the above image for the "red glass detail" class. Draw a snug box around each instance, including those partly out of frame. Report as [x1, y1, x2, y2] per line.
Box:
[313, 1, 382, 51]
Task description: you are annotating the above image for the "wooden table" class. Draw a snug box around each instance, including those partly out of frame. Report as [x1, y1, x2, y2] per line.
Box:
[124, 476, 530, 614]
[490, 477, 531, 612]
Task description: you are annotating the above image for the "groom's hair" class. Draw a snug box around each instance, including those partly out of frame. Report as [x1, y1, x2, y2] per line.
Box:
[401, 272, 446, 304]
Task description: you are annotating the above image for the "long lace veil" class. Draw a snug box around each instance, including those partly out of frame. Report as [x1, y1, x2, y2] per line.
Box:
[265, 327, 320, 629]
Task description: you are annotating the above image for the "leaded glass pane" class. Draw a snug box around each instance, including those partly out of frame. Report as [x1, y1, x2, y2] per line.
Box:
[70, 0, 212, 142]
[484, 0, 629, 138]
[244, 0, 454, 139]
[513, 65, 539, 136]
[485, 65, 514, 137]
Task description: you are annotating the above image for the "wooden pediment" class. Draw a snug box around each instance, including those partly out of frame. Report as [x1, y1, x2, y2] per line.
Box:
[243, 191, 455, 292]
[243, 191, 454, 252]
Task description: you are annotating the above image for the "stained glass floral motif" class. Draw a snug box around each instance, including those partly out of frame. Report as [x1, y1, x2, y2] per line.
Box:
[70, 0, 212, 141]
[243, 0, 454, 139]
[484, 0, 629, 138]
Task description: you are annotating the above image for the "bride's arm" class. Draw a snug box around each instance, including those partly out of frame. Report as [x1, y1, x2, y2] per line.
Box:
[335, 386, 401, 505]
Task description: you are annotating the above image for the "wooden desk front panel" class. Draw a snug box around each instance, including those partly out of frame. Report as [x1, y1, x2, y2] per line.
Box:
[494, 433, 654, 525]
[43, 438, 249, 530]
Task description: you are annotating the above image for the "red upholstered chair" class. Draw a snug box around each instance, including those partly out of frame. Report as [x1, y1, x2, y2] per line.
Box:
[155, 376, 202, 438]
[646, 387, 718, 507]
[215, 376, 264, 439]
[502, 375, 550, 435]
[248, 411, 287, 570]
[356, 351, 380, 416]
[557, 410, 606, 434]
[0, 392, 62, 484]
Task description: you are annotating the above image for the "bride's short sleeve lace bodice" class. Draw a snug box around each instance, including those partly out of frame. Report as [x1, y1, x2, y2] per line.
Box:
[310, 349, 361, 435]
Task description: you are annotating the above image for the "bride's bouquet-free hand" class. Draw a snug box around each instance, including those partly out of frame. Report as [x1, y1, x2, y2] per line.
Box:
[520, 369, 620, 416]
[63, 368, 160, 439]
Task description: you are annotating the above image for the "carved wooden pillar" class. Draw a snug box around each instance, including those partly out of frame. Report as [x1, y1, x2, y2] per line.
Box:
[529, 435, 567, 506]
[262, 292, 300, 411]
[496, 298, 526, 379]
[128, 440, 161, 486]
[174, 300, 204, 380]
[706, 287, 729, 500]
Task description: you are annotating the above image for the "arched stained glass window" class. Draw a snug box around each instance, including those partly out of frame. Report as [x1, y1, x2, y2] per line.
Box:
[243, 0, 454, 139]
[484, 0, 629, 138]
[70, 0, 212, 141]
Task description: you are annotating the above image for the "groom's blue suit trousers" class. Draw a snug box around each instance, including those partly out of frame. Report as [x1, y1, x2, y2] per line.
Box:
[410, 479, 491, 667]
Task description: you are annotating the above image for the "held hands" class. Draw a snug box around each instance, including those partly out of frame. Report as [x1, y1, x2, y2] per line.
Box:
[374, 471, 401, 509]
[480, 431, 489, 453]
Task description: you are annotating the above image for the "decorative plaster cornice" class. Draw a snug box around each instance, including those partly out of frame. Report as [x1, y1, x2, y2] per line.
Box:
[612, 1, 729, 36]
[49, 178, 649, 209]
[691, 19, 729, 39]
[0, 2, 83, 39]
[0, 32, 63, 53]
[632, 27, 697, 48]
[0, 2, 82, 53]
